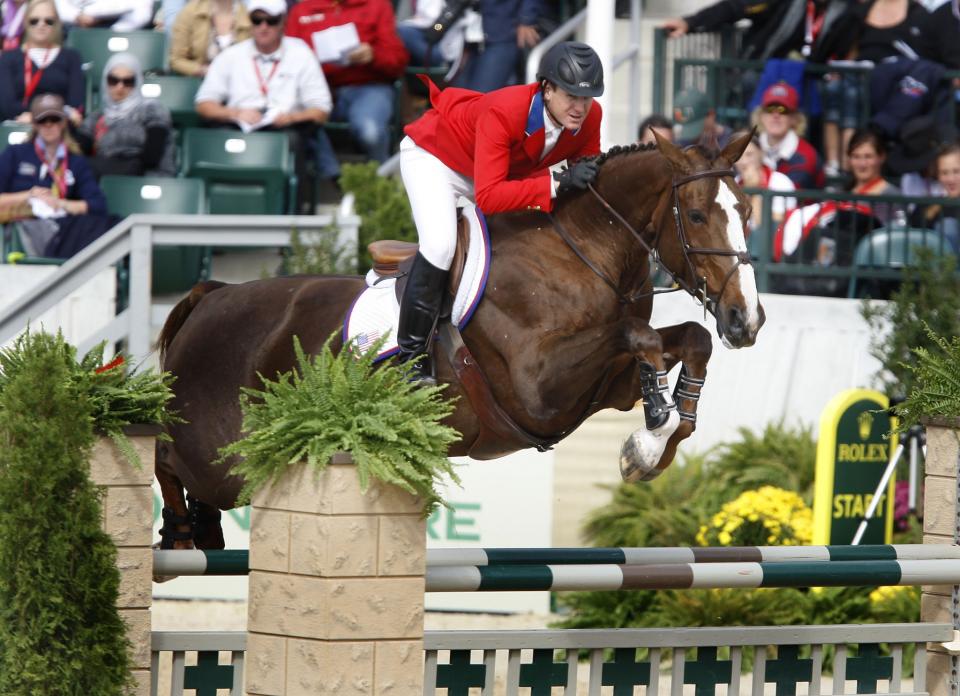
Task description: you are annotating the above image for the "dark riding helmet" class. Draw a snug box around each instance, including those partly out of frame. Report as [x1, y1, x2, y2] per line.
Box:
[536, 41, 604, 98]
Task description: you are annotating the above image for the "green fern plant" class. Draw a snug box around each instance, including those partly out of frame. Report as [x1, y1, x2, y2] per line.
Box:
[0, 331, 177, 467]
[219, 333, 460, 514]
[893, 324, 960, 433]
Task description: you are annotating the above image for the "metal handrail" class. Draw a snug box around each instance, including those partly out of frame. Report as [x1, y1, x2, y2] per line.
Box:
[0, 211, 360, 361]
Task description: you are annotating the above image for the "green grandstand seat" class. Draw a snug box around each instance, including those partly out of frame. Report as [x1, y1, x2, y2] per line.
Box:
[100, 175, 210, 294]
[140, 75, 202, 131]
[180, 128, 294, 214]
[852, 227, 954, 267]
[847, 226, 955, 297]
[66, 29, 167, 108]
[0, 122, 31, 147]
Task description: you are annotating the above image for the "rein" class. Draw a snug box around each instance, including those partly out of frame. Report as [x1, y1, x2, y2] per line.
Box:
[549, 167, 753, 323]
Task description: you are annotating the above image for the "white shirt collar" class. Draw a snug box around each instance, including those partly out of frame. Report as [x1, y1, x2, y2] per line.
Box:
[759, 130, 799, 168]
[541, 106, 563, 161]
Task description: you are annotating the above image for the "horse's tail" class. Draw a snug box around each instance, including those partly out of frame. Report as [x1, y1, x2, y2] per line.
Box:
[157, 280, 227, 365]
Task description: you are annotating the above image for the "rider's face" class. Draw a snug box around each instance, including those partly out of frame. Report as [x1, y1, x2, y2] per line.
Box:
[544, 83, 593, 131]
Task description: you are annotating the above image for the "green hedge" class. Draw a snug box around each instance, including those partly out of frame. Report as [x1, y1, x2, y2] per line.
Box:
[0, 332, 133, 695]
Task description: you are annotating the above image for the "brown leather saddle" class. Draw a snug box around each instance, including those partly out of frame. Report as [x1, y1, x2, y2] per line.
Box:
[367, 210, 471, 309]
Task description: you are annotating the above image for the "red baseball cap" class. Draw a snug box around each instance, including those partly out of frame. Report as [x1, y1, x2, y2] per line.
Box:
[761, 82, 799, 111]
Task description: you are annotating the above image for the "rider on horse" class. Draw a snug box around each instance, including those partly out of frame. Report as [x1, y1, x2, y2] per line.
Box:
[396, 41, 605, 384]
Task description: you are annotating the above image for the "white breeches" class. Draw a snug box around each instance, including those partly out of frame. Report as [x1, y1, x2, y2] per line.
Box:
[399, 135, 475, 270]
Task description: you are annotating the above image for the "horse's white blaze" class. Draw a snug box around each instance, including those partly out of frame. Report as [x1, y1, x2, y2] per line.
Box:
[715, 181, 761, 331]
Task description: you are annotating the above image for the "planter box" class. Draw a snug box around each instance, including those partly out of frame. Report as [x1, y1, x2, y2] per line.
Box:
[90, 426, 158, 696]
[920, 417, 960, 696]
[245, 453, 426, 696]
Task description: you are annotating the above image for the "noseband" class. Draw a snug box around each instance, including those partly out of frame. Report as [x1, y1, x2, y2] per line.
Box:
[550, 166, 752, 322]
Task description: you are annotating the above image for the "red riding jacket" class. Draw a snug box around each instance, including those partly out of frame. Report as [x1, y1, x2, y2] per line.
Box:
[285, 0, 408, 88]
[404, 79, 602, 214]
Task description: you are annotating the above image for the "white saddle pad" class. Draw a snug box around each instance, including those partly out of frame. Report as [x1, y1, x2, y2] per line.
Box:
[343, 204, 491, 361]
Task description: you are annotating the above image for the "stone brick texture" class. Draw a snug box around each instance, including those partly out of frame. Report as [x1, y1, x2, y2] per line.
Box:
[922, 424, 960, 692]
[90, 434, 155, 686]
[246, 460, 426, 695]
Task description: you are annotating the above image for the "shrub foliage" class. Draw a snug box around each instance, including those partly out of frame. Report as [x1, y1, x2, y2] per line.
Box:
[339, 162, 417, 272]
[861, 249, 960, 397]
[219, 333, 460, 513]
[556, 421, 919, 632]
[0, 332, 133, 694]
[893, 324, 960, 432]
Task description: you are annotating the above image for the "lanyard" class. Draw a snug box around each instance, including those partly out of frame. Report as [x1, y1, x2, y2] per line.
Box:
[33, 138, 68, 198]
[802, 0, 825, 57]
[854, 176, 887, 195]
[22, 47, 50, 105]
[252, 55, 280, 98]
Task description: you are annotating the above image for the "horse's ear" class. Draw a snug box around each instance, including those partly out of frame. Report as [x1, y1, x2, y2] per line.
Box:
[718, 128, 756, 166]
[652, 128, 690, 175]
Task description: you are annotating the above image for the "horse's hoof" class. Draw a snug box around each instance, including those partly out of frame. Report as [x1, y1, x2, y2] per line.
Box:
[619, 410, 680, 483]
[151, 541, 179, 583]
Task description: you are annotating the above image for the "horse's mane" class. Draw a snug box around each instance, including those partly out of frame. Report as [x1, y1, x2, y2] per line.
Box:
[590, 141, 657, 167]
[589, 139, 722, 168]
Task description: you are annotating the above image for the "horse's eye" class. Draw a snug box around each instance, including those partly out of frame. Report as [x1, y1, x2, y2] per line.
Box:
[688, 210, 706, 225]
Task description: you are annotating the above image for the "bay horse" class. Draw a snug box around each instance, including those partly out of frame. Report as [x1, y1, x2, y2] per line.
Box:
[155, 130, 765, 549]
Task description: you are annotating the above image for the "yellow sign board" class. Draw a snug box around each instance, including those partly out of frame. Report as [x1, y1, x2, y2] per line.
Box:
[812, 389, 896, 545]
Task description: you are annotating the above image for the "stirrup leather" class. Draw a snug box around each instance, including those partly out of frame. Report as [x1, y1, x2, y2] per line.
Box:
[638, 361, 675, 430]
[673, 366, 705, 423]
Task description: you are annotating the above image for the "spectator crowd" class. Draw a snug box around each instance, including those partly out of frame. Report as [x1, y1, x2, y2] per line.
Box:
[1, 0, 959, 300]
[653, 0, 960, 295]
[0, 0, 555, 259]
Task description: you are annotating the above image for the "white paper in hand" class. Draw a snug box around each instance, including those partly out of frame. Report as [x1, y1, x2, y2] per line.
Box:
[29, 196, 66, 219]
[311, 22, 360, 65]
[234, 108, 280, 133]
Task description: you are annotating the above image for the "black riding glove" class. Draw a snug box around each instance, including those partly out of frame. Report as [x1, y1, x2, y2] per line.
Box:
[553, 159, 599, 194]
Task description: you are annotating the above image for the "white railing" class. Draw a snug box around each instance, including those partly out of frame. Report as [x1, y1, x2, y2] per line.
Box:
[0, 206, 360, 363]
[151, 623, 953, 696]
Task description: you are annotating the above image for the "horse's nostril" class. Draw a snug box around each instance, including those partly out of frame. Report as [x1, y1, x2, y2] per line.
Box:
[725, 307, 746, 337]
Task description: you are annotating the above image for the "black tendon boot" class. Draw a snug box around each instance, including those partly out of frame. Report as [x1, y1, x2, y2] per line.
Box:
[396, 252, 449, 385]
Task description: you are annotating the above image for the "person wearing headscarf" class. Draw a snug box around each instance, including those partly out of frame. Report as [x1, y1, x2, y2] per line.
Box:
[74, 53, 175, 178]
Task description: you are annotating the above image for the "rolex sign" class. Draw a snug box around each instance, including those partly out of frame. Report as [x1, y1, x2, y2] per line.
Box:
[812, 389, 896, 545]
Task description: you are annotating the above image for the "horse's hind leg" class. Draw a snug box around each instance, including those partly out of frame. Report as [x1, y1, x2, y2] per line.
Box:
[634, 321, 713, 481]
[187, 497, 225, 550]
[155, 440, 194, 550]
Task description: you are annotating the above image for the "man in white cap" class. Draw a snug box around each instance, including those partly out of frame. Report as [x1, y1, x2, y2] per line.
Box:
[195, 0, 332, 210]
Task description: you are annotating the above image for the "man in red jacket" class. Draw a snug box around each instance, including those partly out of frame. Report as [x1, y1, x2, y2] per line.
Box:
[286, 0, 407, 174]
[396, 41, 604, 384]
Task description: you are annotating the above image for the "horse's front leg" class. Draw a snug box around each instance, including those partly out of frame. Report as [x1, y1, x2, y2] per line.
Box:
[520, 317, 682, 483]
[626, 321, 713, 482]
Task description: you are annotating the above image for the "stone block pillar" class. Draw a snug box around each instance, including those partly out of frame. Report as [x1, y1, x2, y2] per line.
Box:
[89, 427, 156, 696]
[245, 453, 426, 696]
[922, 418, 960, 696]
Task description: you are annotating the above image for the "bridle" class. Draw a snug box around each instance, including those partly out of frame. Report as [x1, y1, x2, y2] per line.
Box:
[550, 166, 753, 324]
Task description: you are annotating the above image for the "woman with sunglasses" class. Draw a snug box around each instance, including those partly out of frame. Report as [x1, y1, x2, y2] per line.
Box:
[0, 0, 84, 123]
[169, 0, 251, 77]
[0, 93, 114, 259]
[74, 53, 175, 178]
[752, 82, 825, 192]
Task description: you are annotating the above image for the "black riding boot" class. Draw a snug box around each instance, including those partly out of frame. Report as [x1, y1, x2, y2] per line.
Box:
[397, 252, 448, 385]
